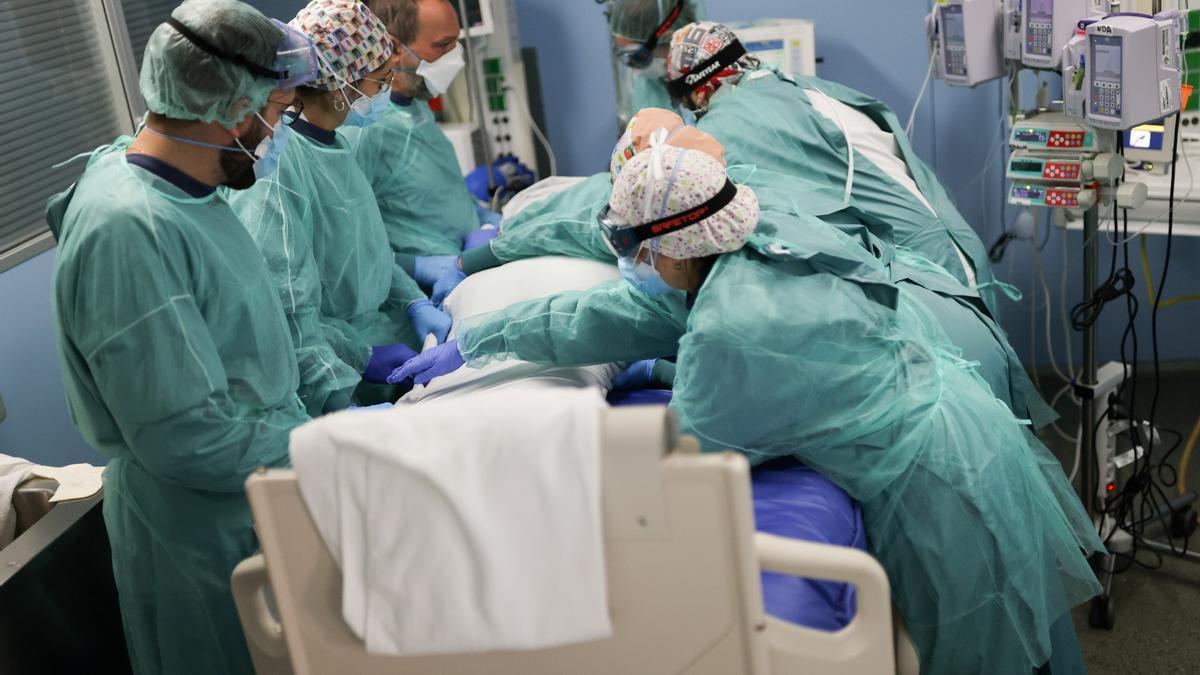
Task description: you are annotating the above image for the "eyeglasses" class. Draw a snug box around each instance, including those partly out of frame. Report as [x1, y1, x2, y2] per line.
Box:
[615, 0, 686, 69]
[361, 76, 392, 96]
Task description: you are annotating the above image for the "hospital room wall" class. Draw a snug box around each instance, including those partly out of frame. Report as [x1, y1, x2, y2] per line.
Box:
[0, 250, 97, 466]
[517, 0, 1200, 368]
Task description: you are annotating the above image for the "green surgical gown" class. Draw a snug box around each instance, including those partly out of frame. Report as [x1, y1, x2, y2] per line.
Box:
[228, 127, 423, 415]
[343, 97, 478, 257]
[456, 213, 1100, 675]
[47, 140, 310, 675]
[696, 69, 1002, 313]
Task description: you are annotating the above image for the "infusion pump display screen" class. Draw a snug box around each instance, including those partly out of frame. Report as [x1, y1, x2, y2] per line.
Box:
[943, 6, 965, 44]
[1029, 0, 1053, 21]
[1092, 38, 1123, 83]
[1090, 35, 1123, 118]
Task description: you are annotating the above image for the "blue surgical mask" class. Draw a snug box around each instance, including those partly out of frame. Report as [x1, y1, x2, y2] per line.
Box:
[342, 85, 391, 127]
[247, 113, 291, 180]
[618, 255, 675, 295]
[141, 114, 289, 181]
[678, 104, 699, 126]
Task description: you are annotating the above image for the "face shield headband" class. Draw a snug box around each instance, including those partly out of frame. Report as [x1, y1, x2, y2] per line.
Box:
[664, 39, 747, 102]
[598, 178, 739, 258]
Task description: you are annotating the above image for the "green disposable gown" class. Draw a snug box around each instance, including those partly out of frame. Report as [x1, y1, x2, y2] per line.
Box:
[695, 69, 1002, 312]
[343, 96, 479, 257]
[228, 126, 424, 415]
[455, 211, 1100, 674]
[47, 140, 310, 675]
[459, 172, 616, 274]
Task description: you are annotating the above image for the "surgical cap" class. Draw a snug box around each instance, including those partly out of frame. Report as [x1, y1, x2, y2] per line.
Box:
[610, 108, 724, 178]
[290, 0, 394, 91]
[665, 21, 759, 89]
[610, 145, 758, 260]
[609, 0, 703, 42]
[139, 0, 283, 129]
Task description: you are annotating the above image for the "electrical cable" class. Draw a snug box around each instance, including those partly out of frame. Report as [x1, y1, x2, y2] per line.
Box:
[1144, 114, 1181, 503]
[504, 83, 557, 178]
[1179, 413, 1200, 496]
[906, 10, 937, 140]
[1139, 235, 1200, 307]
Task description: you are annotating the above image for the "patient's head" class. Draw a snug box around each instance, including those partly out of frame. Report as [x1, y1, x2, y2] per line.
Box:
[610, 108, 724, 180]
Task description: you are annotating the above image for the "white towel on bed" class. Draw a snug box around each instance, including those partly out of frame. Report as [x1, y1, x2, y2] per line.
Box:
[289, 387, 612, 656]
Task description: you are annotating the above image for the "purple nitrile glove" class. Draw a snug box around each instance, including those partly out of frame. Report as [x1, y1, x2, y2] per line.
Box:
[431, 259, 467, 306]
[406, 299, 452, 344]
[413, 255, 457, 287]
[387, 339, 465, 386]
[612, 359, 657, 391]
[363, 343, 419, 384]
[463, 226, 499, 251]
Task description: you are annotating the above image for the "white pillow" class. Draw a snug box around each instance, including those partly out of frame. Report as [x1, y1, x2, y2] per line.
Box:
[400, 257, 623, 404]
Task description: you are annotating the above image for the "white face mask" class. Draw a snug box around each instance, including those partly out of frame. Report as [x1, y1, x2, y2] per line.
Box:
[401, 42, 466, 97]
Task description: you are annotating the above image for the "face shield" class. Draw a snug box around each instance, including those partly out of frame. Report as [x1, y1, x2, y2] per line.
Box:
[166, 16, 318, 91]
[614, 0, 687, 69]
[271, 19, 319, 90]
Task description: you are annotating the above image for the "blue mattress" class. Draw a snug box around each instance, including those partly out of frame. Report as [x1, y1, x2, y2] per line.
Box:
[608, 388, 863, 631]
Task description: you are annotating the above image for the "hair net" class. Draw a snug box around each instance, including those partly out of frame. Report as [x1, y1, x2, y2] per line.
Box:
[665, 21, 760, 95]
[139, 0, 284, 129]
[290, 0, 394, 91]
[610, 108, 725, 178]
[609, 0, 703, 42]
[610, 145, 757, 259]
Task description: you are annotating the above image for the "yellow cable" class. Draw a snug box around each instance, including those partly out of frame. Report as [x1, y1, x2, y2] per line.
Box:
[1179, 414, 1200, 496]
[1139, 236, 1200, 309]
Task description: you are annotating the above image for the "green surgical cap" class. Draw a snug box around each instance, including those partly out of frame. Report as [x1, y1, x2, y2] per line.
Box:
[609, 0, 703, 42]
[139, 0, 283, 129]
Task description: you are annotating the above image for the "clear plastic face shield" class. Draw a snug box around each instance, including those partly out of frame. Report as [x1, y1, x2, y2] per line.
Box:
[166, 17, 318, 91]
[270, 19, 320, 90]
[614, 0, 686, 70]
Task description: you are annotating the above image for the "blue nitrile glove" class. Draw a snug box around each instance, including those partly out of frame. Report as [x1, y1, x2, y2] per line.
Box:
[387, 339, 465, 386]
[348, 402, 394, 411]
[612, 359, 658, 391]
[475, 202, 503, 228]
[431, 259, 467, 306]
[406, 299, 452, 344]
[463, 226, 499, 251]
[363, 343, 419, 384]
[413, 255, 457, 288]
[465, 154, 536, 201]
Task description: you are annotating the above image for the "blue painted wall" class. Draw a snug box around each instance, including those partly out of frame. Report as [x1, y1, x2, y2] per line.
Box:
[2, 0, 1198, 464]
[0, 249, 97, 465]
[514, 0, 1200, 374]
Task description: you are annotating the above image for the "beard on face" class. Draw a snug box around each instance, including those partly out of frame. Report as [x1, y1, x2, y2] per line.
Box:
[220, 118, 269, 190]
[401, 69, 434, 101]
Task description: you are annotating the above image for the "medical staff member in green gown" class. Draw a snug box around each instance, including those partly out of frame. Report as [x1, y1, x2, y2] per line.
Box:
[608, 0, 704, 129]
[393, 143, 1101, 675]
[346, 0, 503, 304]
[48, 1, 317, 672]
[231, 0, 452, 416]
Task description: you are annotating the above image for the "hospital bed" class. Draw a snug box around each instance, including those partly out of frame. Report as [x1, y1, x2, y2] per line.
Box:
[232, 405, 920, 674]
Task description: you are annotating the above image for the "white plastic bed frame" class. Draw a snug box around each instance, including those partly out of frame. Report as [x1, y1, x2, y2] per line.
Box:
[232, 405, 919, 674]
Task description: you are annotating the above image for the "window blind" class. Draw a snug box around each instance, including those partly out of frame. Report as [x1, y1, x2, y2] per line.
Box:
[0, 1, 133, 265]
